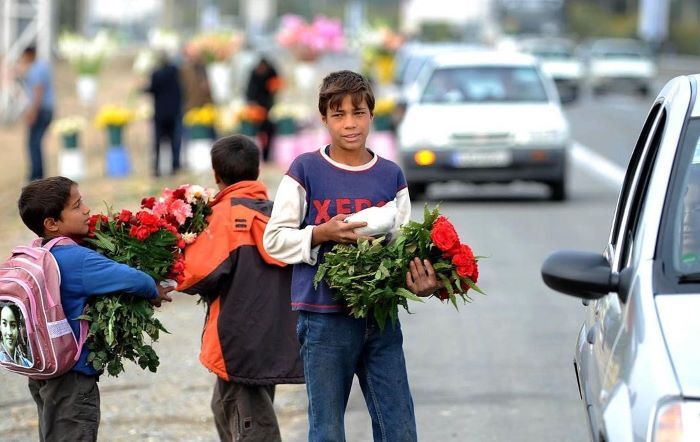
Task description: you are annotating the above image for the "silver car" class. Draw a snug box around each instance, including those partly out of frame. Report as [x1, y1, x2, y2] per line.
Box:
[541, 75, 700, 440]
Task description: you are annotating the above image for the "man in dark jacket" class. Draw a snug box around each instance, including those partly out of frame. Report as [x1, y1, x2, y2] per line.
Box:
[245, 57, 280, 162]
[177, 135, 303, 442]
[144, 52, 182, 176]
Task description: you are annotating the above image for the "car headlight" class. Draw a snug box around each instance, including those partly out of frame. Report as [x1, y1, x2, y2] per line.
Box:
[514, 129, 567, 146]
[653, 400, 700, 441]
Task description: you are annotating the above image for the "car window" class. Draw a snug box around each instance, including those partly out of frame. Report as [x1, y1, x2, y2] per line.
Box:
[616, 110, 666, 271]
[609, 103, 663, 251]
[420, 67, 548, 104]
[671, 119, 700, 274]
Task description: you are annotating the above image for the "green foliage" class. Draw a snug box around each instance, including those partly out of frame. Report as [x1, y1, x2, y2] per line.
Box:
[315, 205, 481, 331]
[78, 296, 168, 377]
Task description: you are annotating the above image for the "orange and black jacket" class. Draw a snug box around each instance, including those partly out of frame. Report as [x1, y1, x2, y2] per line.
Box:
[178, 181, 304, 385]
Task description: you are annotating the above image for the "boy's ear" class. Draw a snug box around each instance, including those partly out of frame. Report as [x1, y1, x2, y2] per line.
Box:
[213, 172, 222, 185]
[43, 217, 60, 235]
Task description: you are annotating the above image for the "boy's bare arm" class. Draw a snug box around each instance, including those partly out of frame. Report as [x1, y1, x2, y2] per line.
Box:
[311, 214, 371, 246]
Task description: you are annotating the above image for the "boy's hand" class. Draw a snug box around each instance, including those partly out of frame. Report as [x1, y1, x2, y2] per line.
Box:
[151, 284, 174, 307]
[312, 214, 373, 246]
[406, 258, 441, 297]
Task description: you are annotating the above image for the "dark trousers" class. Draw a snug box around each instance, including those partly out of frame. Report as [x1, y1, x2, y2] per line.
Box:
[27, 108, 53, 181]
[28, 371, 100, 442]
[153, 117, 182, 176]
[259, 118, 275, 162]
[211, 378, 281, 442]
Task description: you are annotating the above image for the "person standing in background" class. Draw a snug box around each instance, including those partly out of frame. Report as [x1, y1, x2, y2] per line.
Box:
[19, 46, 54, 181]
[245, 57, 281, 162]
[180, 50, 216, 140]
[143, 51, 183, 176]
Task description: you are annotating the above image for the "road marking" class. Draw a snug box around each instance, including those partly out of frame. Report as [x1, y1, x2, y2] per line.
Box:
[570, 141, 625, 188]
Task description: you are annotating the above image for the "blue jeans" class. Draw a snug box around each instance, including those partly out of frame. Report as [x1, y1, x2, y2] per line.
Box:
[27, 108, 52, 180]
[297, 311, 417, 442]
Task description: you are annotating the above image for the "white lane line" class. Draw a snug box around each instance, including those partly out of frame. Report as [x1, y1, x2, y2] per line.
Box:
[570, 141, 625, 188]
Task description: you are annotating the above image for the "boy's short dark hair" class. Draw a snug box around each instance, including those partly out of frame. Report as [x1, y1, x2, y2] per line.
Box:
[18, 176, 76, 237]
[22, 46, 36, 57]
[318, 70, 375, 116]
[211, 135, 260, 186]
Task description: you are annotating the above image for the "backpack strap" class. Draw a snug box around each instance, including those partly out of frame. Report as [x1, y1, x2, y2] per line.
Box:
[74, 320, 89, 361]
[42, 237, 77, 250]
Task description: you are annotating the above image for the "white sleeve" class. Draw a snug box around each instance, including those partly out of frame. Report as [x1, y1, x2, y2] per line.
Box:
[395, 187, 412, 228]
[263, 175, 321, 265]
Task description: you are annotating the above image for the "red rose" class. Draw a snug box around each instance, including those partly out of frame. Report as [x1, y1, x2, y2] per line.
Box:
[430, 216, 460, 253]
[453, 252, 477, 279]
[117, 209, 132, 223]
[177, 239, 186, 249]
[436, 288, 450, 301]
[141, 197, 156, 210]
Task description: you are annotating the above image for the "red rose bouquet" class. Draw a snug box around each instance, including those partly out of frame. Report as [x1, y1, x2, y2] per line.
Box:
[81, 184, 215, 376]
[314, 206, 483, 330]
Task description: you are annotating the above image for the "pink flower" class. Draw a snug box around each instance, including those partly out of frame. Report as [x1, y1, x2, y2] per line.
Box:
[169, 199, 192, 225]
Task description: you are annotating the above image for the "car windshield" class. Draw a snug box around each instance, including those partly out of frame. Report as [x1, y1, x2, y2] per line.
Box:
[420, 66, 549, 104]
[592, 42, 650, 59]
[671, 119, 700, 276]
[531, 48, 573, 59]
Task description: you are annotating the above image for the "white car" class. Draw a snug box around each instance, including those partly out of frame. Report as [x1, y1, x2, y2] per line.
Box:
[581, 38, 656, 96]
[397, 50, 570, 200]
[518, 37, 583, 102]
[542, 74, 700, 441]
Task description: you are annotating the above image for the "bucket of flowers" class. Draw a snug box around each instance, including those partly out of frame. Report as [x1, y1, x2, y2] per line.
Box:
[58, 30, 117, 105]
[81, 184, 216, 376]
[238, 104, 267, 138]
[183, 104, 217, 172]
[52, 116, 87, 180]
[186, 31, 244, 103]
[314, 205, 483, 330]
[94, 104, 134, 177]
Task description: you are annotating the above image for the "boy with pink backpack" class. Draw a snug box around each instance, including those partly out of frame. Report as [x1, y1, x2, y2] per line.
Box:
[10, 176, 172, 441]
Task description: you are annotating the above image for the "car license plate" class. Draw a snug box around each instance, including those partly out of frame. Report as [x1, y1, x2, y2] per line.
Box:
[452, 150, 512, 168]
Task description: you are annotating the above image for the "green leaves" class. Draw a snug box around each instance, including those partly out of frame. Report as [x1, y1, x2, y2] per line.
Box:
[83, 295, 169, 377]
[315, 204, 484, 331]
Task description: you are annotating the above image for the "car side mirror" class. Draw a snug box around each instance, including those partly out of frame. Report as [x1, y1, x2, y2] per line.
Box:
[541, 250, 619, 299]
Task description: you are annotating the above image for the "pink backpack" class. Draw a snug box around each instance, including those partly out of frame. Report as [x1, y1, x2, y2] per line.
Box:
[0, 237, 87, 379]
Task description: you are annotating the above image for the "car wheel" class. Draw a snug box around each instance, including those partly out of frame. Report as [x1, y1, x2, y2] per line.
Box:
[548, 179, 566, 201]
[408, 183, 427, 199]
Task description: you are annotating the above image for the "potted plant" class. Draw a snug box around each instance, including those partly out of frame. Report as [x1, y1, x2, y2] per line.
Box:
[52, 116, 87, 180]
[94, 105, 134, 177]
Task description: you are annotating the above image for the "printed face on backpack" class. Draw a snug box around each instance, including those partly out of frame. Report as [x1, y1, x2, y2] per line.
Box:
[0, 302, 32, 366]
[53, 185, 91, 237]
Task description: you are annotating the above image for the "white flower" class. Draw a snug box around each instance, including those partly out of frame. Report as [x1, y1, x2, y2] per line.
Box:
[182, 232, 198, 244]
[185, 185, 205, 204]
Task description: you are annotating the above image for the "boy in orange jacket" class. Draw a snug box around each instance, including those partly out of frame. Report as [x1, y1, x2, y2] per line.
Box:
[178, 135, 303, 441]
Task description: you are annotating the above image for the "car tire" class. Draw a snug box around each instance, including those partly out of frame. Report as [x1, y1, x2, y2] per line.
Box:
[547, 179, 566, 201]
[408, 183, 427, 199]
